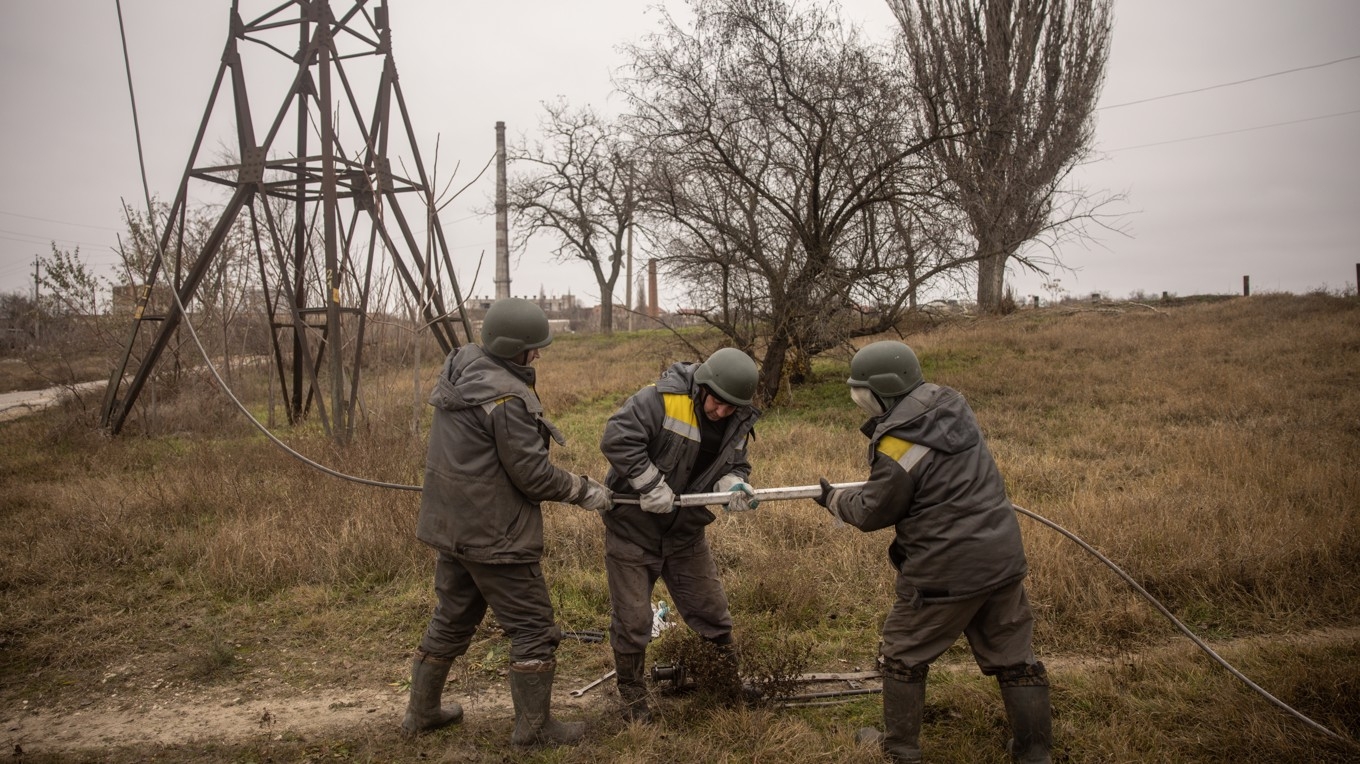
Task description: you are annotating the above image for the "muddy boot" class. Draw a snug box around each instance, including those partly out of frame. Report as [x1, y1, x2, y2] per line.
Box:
[858, 673, 925, 763]
[509, 660, 585, 748]
[401, 650, 463, 736]
[1000, 684, 1052, 763]
[614, 650, 654, 723]
[997, 662, 1052, 763]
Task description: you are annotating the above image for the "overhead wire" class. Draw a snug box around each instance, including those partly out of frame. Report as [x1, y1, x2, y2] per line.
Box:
[0, 209, 126, 231]
[1108, 109, 1360, 153]
[1096, 52, 1360, 152]
[1099, 52, 1360, 111]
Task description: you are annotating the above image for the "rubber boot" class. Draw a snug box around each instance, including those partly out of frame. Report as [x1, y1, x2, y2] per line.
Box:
[1001, 684, 1053, 764]
[509, 660, 585, 748]
[614, 650, 654, 723]
[857, 676, 925, 763]
[401, 651, 463, 736]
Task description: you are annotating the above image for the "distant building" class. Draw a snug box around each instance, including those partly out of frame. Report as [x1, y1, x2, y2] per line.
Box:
[462, 289, 579, 316]
[110, 283, 173, 317]
[464, 288, 583, 334]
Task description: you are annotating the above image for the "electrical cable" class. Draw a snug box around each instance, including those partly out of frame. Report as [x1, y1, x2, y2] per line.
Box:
[1012, 504, 1351, 745]
[0, 209, 126, 231]
[1099, 53, 1360, 111]
[1108, 109, 1360, 152]
[115, 0, 421, 493]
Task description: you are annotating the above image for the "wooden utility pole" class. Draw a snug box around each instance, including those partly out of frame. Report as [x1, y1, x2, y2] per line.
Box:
[648, 259, 659, 318]
[32, 257, 40, 345]
[625, 213, 635, 332]
[625, 160, 635, 332]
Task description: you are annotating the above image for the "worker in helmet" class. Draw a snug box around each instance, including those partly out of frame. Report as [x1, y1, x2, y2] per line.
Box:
[404, 297, 612, 749]
[599, 347, 763, 722]
[815, 340, 1051, 764]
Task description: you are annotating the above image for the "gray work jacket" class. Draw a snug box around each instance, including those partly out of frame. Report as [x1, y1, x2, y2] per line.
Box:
[833, 382, 1028, 604]
[600, 362, 759, 556]
[417, 344, 583, 564]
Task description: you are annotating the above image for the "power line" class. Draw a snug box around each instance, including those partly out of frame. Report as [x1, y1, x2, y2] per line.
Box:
[0, 231, 114, 249]
[0, 209, 124, 232]
[1108, 109, 1360, 152]
[1099, 53, 1360, 111]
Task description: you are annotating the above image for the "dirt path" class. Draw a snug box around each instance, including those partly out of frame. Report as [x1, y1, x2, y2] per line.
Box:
[0, 380, 104, 422]
[3, 670, 567, 755]
[6, 627, 1357, 756]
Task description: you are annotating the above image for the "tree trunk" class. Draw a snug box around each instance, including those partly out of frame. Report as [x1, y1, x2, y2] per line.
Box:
[976, 251, 1009, 313]
[599, 291, 614, 335]
[758, 331, 791, 407]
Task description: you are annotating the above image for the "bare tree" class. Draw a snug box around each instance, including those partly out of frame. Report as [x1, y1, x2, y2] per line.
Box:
[506, 99, 637, 334]
[890, 0, 1114, 313]
[621, 0, 955, 403]
[38, 244, 107, 318]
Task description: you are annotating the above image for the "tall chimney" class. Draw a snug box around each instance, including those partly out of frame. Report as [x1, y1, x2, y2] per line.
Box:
[647, 259, 659, 318]
[494, 121, 510, 300]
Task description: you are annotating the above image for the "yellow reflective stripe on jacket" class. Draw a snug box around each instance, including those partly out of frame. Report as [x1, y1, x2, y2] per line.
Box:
[661, 392, 700, 441]
[480, 395, 514, 415]
[877, 435, 931, 474]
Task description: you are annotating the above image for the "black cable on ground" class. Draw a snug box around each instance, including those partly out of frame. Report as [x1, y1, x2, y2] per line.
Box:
[1013, 504, 1351, 745]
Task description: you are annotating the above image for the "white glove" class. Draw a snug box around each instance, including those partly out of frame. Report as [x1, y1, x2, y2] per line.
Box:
[716, 474, 759, 512]
[639, 480, 676, 513]
[575, 476, 612, 513]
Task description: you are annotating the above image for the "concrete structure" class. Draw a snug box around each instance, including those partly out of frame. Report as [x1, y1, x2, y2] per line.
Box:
[494, 121, 511, 300]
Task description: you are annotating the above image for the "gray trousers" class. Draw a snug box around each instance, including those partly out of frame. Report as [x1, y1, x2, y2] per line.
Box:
[604, 529, 734, 654]
[419, 552, 560, 664]
[880, 576, 1038, 679]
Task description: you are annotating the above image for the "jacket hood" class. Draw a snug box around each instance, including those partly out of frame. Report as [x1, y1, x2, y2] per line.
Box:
[428, 344, 540, 414]
[865, 382, 979, 455]
[655, 361, 699, 395]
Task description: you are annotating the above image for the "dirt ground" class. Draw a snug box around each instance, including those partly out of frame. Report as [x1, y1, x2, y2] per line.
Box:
[2, 667, 595, 756]
[10, 628, 1356, 757]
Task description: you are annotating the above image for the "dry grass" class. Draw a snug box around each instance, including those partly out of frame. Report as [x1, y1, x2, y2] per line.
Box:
[1, 293, 1358, 762]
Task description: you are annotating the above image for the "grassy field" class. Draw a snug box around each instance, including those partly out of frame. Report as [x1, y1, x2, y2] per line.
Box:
[1, 293, 1357, 762]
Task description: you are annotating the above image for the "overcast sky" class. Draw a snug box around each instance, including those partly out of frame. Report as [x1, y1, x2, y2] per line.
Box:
[1, 0, 1357, 309]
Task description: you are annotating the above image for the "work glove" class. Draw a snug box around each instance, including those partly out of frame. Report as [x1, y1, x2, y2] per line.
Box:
[716, 473, 759, 512]
[639, 480, 677, 514]
[814, 477, 845, 525]
[574, 475, 613, 513]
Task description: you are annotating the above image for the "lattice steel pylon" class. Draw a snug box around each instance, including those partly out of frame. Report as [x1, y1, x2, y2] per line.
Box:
[100, 0, 472, 439]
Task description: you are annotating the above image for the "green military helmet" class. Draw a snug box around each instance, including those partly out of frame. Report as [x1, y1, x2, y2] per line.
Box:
[694, 347, 759, 406]
[848, 340, 924, 399]
[480, 298, 552, 359]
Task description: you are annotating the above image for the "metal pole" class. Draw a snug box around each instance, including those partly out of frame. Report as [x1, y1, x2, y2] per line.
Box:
[613, 482, 867, 508]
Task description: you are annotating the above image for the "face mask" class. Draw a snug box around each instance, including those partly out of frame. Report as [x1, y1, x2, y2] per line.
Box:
[850, 386, 884, 417]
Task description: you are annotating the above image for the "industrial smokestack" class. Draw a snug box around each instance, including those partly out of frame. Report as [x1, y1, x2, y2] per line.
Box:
[648, 259, 659, 318]
[494, 121, 510, 300]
